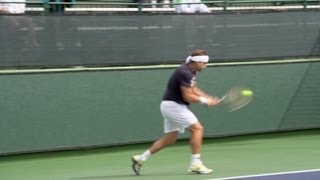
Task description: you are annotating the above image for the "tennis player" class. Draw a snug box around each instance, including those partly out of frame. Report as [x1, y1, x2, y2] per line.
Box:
[132, 49, 220, 175]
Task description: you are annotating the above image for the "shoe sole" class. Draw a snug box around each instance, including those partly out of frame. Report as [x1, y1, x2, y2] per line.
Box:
[131, 157, 140, 175]
[189, 169, 213, 174]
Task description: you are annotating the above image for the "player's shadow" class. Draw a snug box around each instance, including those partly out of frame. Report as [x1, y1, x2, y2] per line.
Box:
[70, 172, 190, 179]
[70, 174, 137, 179]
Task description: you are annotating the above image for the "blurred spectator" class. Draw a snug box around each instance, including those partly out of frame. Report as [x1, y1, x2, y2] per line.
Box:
[173, 0, 211, 13]
[43, 0, 75, 13]
[130, 0, 170, 9]
[151, 0, 170, 8]
[0, 1, 5, 13]
[0, 0, 26, 14]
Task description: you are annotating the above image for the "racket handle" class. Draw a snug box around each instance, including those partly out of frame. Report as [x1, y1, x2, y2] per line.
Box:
[218, 95, 227, 102]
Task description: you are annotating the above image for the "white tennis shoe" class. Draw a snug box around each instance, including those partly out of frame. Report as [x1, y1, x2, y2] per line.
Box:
[131, 155, 144, 175]
[188, 163, 213, 174]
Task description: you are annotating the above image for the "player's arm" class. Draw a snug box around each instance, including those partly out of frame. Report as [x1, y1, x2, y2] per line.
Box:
[192, 86, 211, 99]
[192, 86, 220, 106]
[181, 86, 219, 106]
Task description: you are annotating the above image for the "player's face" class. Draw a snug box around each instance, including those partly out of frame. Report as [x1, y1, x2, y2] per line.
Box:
[196, 62, 207, 71]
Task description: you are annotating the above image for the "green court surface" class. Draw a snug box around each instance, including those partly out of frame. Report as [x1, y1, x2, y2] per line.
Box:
[0, 129, 319, 180]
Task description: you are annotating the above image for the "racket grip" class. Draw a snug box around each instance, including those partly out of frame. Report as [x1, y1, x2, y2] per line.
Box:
[218, 95, 227, 102]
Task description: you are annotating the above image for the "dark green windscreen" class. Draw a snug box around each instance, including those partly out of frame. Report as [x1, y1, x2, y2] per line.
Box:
[0, 11, 319, 68]
[0, 62, 319, 155]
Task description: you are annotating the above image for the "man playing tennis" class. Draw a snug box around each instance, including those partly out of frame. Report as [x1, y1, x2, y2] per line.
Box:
[132, 49, 220, 175]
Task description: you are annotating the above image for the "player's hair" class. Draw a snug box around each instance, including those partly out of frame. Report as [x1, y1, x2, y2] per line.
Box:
[191, 49, 208, 57]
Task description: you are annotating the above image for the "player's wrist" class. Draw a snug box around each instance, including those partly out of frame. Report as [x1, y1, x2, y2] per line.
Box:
[199, 96, 208, 105]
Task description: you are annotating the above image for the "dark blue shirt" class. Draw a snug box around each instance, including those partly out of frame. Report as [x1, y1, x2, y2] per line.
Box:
[163, 63, 196, 106]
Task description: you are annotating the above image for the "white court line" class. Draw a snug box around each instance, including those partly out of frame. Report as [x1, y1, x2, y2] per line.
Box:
[206, 169, 320, 180]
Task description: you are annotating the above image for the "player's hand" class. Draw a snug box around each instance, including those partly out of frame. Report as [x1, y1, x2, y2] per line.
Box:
[206, 96, 220, 106]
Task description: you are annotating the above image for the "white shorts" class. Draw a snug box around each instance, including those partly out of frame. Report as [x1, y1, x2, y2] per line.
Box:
[160, 101, 198, 134]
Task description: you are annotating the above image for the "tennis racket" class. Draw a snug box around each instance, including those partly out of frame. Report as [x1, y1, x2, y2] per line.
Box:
[218, 86, 253, 112]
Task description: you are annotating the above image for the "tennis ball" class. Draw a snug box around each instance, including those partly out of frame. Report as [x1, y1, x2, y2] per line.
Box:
[241, 89, 253, 96]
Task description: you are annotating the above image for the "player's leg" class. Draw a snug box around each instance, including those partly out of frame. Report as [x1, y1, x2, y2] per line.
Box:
[149, 131, 179, 154]
[131, 100, 180, 175]
[187, 121, 213, 174]
[132, 101, 194, 175]
[132, 131, 178, 175]
[188, 121, 203, 155]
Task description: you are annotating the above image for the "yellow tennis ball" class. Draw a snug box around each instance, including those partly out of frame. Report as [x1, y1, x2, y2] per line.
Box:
[241, 89, 253, 96]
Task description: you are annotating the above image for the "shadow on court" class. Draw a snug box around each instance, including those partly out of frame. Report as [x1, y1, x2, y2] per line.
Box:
[71, 173, 192, 180]
[70, 174, 136, 179]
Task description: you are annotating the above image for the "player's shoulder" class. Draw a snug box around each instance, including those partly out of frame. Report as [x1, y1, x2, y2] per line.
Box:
[177, 63, 193, 75]
[171, 64, 193, 81]
[176, 63, 189, 72]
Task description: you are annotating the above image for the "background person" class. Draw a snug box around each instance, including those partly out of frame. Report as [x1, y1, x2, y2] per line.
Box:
[173, 0, 211, 13]
[0, 0, 26, 14]
[43, 0, 75, 13]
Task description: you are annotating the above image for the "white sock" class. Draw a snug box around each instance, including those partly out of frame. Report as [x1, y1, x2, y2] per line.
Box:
[140, 150, 151, 161]
[191, 154, 202, 166]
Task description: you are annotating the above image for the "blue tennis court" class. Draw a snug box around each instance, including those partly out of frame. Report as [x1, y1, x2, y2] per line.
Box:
[209, 169, 320, 180]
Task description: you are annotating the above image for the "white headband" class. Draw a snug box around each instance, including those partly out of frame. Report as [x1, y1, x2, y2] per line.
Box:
[185, 55, 209, 63]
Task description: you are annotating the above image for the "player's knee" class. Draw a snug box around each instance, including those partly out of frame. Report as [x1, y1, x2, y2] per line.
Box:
[196, 124, 204, 133]
[189, 122, 203, 133]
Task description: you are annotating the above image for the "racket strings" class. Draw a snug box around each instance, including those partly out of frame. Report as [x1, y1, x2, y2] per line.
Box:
[224, 87, 253, 112]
